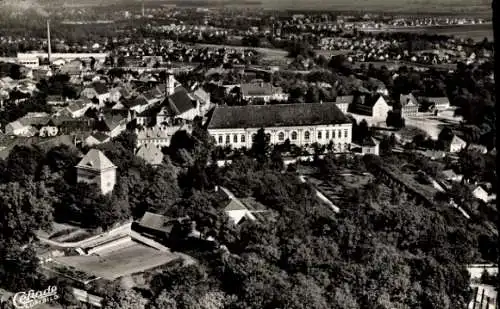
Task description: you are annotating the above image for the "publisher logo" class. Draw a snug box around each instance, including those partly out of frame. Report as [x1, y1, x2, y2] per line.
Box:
[12, 286, 59, 309]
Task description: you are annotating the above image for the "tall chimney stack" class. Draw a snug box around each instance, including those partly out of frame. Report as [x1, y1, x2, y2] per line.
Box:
[47, 19, 52, 63]
[142, 0, 145, 17]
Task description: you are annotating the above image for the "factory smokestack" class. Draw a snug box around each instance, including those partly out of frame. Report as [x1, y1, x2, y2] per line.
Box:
[47, 19, 52, 63]
[142, 0, 145, 17]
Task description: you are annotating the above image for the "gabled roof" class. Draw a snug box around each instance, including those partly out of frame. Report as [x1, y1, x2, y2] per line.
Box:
[99, 114, 126, 132]
[6, 120, 26, 131]
[348, 95, 385, 116]
[360, 137, 378, 147]
[441, 169, 462, 180]
[450, 135, 466, 145]
[164, 87, 196, 116]
[400, 93, 419, 107]
[193, 88, 210, 103]
[67, 99, 92, 112]
[92, 82, 109, 95]
[224, 199, 249, 212]
[208, 103, 350, 130]
[76, 149, 116, 170]
[422, 96, 450, 106]
[121, 96, 148, 109]
[88, 132, 110, 143]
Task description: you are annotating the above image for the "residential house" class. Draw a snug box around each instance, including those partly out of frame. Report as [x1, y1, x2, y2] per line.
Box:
[208, 103, 352, 151]
[52, 58, 67, 66]
[157, 87, 200, 124]
[61, 99, 94, 118]
[5, 113, 51, 137]
[108, 87, 123, 103]
[423, 96, 450, 111]
[80, 82, 111, 106]
[76, 149, 117, 195]
[59, 59, 84, 76]
[400, 93, 419, 117]
[85, 132, 111, 147]
[240, 82, 288, 103]
[136, 143, 164, 166]
[134, 212, 176, 241]
[47, 95, 67, 106]
[136, 105, 161, 127]
[113, 96, 149, 114]
[217, 186, 257, 225]
[441, 169, 463, 183]
[32, 68, 53, 81]
[360, 137, 380, 155]
[50, 116, 95, 136]
[191, 87, 212, 115]
[4, 120, 37, 137]
[472, 186, 489, 203]
[448, 135, 467, 153]
[95, 113, 128, 138]
[334, 95, 353, 114]
[348, 95, 391, 124]
[467, 143, 488, 154]
[421, 149, 446, 160]
[39, 124, 59, 137]
[469, 284, 497, 309]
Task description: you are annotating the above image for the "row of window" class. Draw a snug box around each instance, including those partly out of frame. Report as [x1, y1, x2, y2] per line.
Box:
[215, 129, 349, 144]
[20, 61, 39, 65]
[218, 134, 247, 144]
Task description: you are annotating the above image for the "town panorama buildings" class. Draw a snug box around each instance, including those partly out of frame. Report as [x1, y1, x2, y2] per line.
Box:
[207, 103, 353, 152]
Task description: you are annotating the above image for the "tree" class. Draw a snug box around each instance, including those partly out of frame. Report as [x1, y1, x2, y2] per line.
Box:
[4, 145, 44, 183]
[149, 290, 178, 309]
[102, 286, 148, 309]
[270, 149, 284, 171]
[0, 245, 43, 291]
[117, 56, 127, 67]
[457, 150, 486, 184]
[386, 111, 405, 129]
[251, 128, 270, 163]
[0, 182, 53, 243]
[305, 86, 320, 102]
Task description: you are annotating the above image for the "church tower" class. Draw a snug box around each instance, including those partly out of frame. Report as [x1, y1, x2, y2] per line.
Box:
[166, 69, 175, 96]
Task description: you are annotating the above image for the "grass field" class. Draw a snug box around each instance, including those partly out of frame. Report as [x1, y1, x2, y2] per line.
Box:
[404, 111, 462, 139]
[53, 240, 181, 281]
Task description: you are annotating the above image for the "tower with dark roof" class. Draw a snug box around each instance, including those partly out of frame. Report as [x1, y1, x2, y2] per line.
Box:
[76, 149, 117, 195]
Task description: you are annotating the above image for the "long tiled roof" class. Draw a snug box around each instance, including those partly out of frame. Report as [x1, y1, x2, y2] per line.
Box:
[208, 103, 349, 130]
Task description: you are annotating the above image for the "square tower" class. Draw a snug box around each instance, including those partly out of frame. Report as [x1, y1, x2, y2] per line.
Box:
[76, 149, 117, 195]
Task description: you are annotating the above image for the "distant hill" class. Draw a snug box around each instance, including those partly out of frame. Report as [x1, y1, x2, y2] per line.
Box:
[0, 0, 492, 13]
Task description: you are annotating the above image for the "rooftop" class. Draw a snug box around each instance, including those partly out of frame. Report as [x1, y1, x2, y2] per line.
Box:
[76, 149, 116, 170]
[208, 103, 350, 130]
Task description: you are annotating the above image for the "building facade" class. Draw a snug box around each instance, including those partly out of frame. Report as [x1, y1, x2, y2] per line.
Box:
[400, 93, 419, 117]
[207, 103, 352, 152]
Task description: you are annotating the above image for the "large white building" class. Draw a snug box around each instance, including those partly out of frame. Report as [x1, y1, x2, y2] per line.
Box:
[17, 52, 109, 69]
[207, 103, 353, 152]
